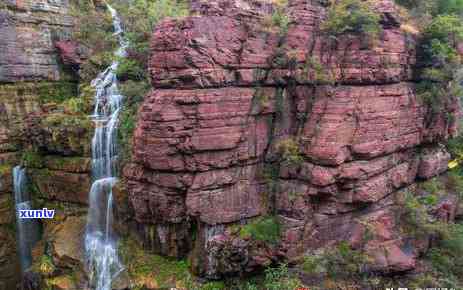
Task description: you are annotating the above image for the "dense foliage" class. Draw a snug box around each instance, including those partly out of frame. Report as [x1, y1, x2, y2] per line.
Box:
[239, 216, 281, 244]
[322, 0, 381, 41]
[395, 0, 463, 17]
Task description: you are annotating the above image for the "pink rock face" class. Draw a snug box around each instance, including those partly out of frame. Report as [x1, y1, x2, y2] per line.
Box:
[125, 0, 460, 277]
[55, 40, 84, 67]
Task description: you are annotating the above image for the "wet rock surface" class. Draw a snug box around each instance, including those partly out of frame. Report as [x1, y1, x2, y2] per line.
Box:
[125, 0, 461, 278]
[0, 1, 91, 288]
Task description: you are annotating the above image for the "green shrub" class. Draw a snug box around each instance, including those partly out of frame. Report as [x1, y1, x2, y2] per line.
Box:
[302, 254, 324, 274]
[264, 264, 302, 290]
[304, 56, 333, 84]
[399, 190, 454, 242]
[276, 138, 303, 166]
[402, 191, 434, 236]
[322, 0, 381, 40]
[324, 241, 370, 279]
[22, 150, 44, 169]
[253, 88, 271, 108]
[425, 223, 463, 288]
[395, 0, 463, 17]
[262, 1, 290, 35]
[62, 97, 89, 114]
[32, 255, 56, 276]
[119, 80, 150, 103]
[118, 105, 138, 163]
[240, 216, 281, 244]
[37, 82, 78, 104]
[447, 170, 463, 198]
[417, 15, 463, 108]
[115, 58, 146, 81]
[0, 165, 12, 175]
[420, 177, 444, 195]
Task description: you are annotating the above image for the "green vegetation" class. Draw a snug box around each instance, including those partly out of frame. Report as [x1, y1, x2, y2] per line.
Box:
[420, 177, 445, 195]
[71, 0, 118, 81]
[262, 264, 301, 290]
[119, 237, 190, 289]
[424, 223, 463, 288]
[118, 103, 138, 163]
[221, 264, 303, 290]
[304, 56, 334, 84]
[399, 190, 445, 238]
[37, 81, 78, 104]
[22, 150, 44, 168]
[324, 242, 370, 279]
[301, 242, 371, 286]
[396, 0, 463, 113]
[395, 0, 463, 17]
[253, 87, 271, 109]
[417, 15, 463, 109]
[119, 237, 232, 290]
[111, 0, 189, 85]
[0, 164, 12, 175]
[110, 0, 189, 168]
[302, 254, 324, 274]
[408, 222, 463, 289]
[447, 169, 463, 198]
[32, 254, 56, 276]
[43, 113, 92, 130]
[239, 216, 281, 244]
[262, 0, 290, 35]
[322, 0, 381, 42]
[276, 138, 303, 166]
[71, 0, 191, 169]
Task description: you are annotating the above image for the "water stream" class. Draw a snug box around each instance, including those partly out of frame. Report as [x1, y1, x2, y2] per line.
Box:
[84, 4, 128, 290]
[13, 166, 40, 275]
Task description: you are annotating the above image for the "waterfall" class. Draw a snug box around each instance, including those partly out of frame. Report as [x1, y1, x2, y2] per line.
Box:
[84, 4, 127, 290]
[13, 166, 40, 274]
[204, 224, 224, 278]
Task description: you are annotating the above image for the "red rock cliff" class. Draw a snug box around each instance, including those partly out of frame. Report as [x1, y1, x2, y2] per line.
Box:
[125, 0, 460, 278]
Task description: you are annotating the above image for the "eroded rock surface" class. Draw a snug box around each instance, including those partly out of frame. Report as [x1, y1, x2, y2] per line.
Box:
[0, 1, 92, 288]
[125, 0, 460, 278]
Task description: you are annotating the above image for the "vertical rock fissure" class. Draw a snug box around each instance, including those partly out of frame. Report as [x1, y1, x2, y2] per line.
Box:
[84, 4, 127, 290]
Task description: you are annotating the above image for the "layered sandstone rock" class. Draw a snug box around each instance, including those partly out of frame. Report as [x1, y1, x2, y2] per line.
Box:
[0, 1, 92, 288]
[125, 0, 460, 278]
[0, 0, 74, 82]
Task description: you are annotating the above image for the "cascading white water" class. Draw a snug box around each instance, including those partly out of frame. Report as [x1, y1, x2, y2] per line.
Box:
[13, 166, 40, 274]
[204, 225, 224, 278]
[85, 4, 128, 290]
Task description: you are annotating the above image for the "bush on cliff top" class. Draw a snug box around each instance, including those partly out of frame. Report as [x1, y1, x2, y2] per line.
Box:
[417, 15, 463, 109]
[262, 0, 290, 35]
[395, 0, 463, 18]
[322, 0, 381, 41]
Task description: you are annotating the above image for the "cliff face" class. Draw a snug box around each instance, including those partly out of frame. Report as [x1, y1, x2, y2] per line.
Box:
[0, 1, 91, 289]
[0, 0, 460, 288]
[125, 0, 460, 278]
